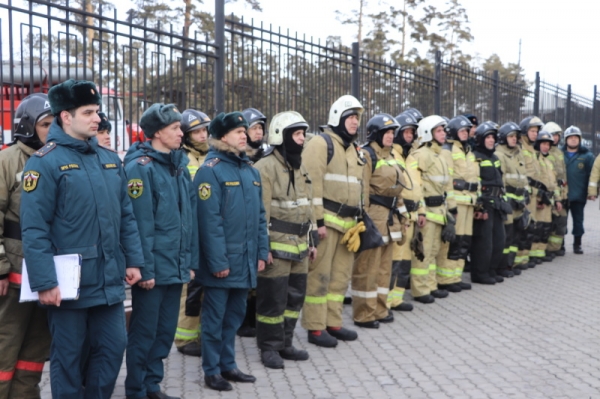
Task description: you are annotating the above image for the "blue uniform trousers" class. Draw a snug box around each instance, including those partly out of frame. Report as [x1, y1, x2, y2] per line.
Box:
[125, 284, 182, 399]
[47, 303, 126, 399]
[201, 287, 248, 376]
[567, 200, 586, 237]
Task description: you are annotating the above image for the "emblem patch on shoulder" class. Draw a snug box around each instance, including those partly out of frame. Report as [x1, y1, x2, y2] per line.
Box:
[23, 171, 40, 192]
[128, 179, 144, 199]
[253, 181, 260, 187]
[199, 183, 211, 200]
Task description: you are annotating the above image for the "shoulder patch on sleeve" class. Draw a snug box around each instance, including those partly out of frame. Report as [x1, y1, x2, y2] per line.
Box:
[23, 171, 40, 192]
[127, 179, 144, 198]
[34, 142, 57, 157]
[198, 183, 211, 200]
[137, 156, 152, 166]
[98, 144, 117, 153]
[203, 158, 220, 168]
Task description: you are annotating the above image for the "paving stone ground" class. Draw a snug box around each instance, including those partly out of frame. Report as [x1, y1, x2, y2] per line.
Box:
[41, 204, 600, 399]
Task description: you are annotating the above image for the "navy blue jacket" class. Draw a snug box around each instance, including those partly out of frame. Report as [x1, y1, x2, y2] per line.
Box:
[20, 120, 144, 308]
[124, 142, 198, 285]
[194, 141, 269, 288]
[563, 144, 594, 203]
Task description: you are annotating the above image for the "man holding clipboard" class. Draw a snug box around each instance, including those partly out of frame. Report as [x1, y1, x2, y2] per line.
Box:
[20, 79, 144, 399]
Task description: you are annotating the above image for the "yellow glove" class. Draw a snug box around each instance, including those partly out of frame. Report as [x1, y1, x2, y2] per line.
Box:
[344, 222, 365, 252]
[341, 221, 365, 244]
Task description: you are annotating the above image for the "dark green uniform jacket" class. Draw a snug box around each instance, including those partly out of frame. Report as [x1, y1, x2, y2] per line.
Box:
[124, 142, 198, 284]
[562, 144, 594, 203]
[20, 120, 144, 308]
[194, 140, 269, 288]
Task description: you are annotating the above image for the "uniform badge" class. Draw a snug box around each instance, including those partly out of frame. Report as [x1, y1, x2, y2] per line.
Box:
[23, 171, 40, 192]
[578, 162, 584, 170]
[199, 183, 211, 200]
[128, 179, 144, 199]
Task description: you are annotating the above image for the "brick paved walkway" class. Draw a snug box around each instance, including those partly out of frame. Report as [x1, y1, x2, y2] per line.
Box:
[41, 204, 600, 398]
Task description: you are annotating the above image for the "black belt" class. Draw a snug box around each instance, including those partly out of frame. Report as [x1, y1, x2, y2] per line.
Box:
[453, 179, 478, 192]
[369, 194, 397, 210]
[481, 186, 503, 197]
[506, 186, 526, 196]
[4, 219, 21, 241]
[528, 177, 547, 191]
[269, 218, 311, 236]
[404, 199, 419, 213]
[323, 199, 361, 218]
[424, 195, 445, 207]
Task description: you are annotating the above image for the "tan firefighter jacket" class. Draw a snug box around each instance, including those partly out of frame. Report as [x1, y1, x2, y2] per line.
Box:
[362, 142, 405, 244]
[547, 146, 568, 202]
[495, 144, 529, 207]
[439, 139, 479, 210]
[255, 149, 315, 261]
[520, 137, 545, 199]
[392, 143, 425, 222]
[407, 141, 451, 225]
[303, 128, 363, 233]
[588, 155, 600, 197]
[538, 152, 559, 205]
[183, 142, 209, 180]
[0, 141, 36, 287]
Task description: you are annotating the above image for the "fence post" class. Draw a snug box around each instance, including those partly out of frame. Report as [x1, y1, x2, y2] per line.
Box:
[566, 84, 572, 127]
[533, 72, 540, 116]
[492, 70, 499, 122]
[434, 51, 442, 115]
[214, 0, 225, 114]
[593, 85, 598, 154]
[351, 42, 360, 100]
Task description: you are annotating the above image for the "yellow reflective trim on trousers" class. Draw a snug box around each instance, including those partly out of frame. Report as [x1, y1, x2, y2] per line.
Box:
[452, 153, 466, 160]
[436, 267, 454, 276]
[530, 250, 544, 257]
[304, 295, 327, 304]
[324, 213, 357, 230]
[411, 268, 429, 276]
[480, 160, 493, 167]
[509, 246, 518, 253]
[514, 256, 528, 263]
[327, 293, 345, 303]
[270, 242, 308, 254]
[426, 212, 445, 224]
[284, 309, 300, 319]
[175, 327, 199, 341]
[548, 235, 563, 244]
[257, 314, 284, 324]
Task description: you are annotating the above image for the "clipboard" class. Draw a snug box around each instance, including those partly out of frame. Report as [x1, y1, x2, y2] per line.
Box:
[19, 254, 82, 302]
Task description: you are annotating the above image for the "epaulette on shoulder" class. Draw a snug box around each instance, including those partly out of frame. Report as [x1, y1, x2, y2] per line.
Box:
[202, 158, 220, 168]
[137, 156, 153, 166]
[98, 144, 117, 153]
[33, 141, 57, 157]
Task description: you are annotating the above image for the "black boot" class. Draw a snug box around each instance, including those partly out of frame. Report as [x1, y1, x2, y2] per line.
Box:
[177, 341, 202, 357]
[326, 326, 358, 341]
[279, 346, 309, 361]
[556, 243, 566, 256]
[391, 302, 413, 311]
[574, 236, 583, 254]
[261, 350, 284, 369]
[438, 283, 462, 293]
[307, 330, 338, 348]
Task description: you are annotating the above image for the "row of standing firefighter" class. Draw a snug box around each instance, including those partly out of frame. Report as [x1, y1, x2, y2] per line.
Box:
[0, 86, 596, 397]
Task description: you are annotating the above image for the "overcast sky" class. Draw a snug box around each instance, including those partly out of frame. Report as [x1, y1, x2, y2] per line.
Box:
[2, 0, 598, 97]
[231, 0, 599, 97]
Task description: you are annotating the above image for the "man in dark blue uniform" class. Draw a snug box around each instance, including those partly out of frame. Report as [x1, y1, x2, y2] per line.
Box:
[124, 103, 198, 399]
[195, 112, 269, 391]
[20, 79, 144, 399]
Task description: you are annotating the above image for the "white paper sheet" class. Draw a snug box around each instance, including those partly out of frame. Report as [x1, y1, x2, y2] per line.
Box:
[19, 254, 82, 302]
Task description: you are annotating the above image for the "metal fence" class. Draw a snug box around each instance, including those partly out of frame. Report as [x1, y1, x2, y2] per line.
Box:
[1, 0, 599, 151]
